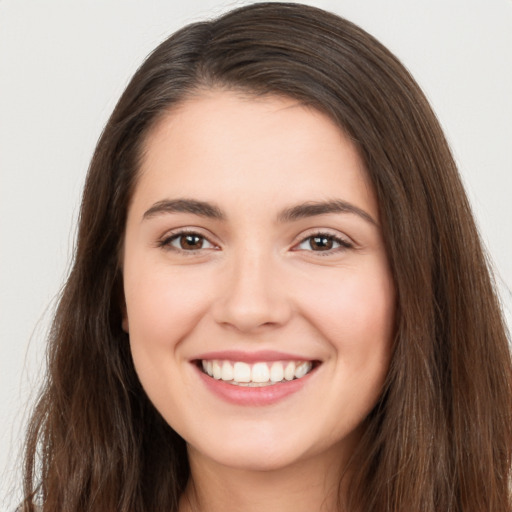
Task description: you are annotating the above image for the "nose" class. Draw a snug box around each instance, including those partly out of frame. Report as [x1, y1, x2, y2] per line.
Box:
[211, 248, 293, 333]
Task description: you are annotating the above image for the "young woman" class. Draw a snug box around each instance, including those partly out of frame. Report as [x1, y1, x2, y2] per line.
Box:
[21, 3, 512, 511]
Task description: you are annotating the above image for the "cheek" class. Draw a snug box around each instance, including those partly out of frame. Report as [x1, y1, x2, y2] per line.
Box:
[123, 266, 213, 420]
[123, 264, 213, 360]
[295, 260, 395, 417]
[300, 263, 395, 347]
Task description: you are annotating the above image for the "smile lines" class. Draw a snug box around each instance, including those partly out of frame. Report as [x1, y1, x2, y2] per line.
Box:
[201, 360, 314, 386]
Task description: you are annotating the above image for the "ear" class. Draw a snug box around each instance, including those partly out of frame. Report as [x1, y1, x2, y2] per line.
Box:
[122, 308, 129, 333]
[117, 274, 129, 333]
[117, 257, 129, 333]
[121, 297, 129, 333]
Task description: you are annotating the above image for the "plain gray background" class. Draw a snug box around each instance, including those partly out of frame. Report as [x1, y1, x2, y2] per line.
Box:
[1, 0, 511, 508]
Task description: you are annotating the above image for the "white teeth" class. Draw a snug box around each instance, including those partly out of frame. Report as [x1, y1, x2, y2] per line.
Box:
[251, 362, 270, 383]
[233, 362, 251, 383]
[212, 360, 222, 380]
[221, 361, 233, 381]
[294, 361, 312, 379]
[270, 361, 284, 382]
[284, 361, 295, 381]
[201, 359, 315, 385]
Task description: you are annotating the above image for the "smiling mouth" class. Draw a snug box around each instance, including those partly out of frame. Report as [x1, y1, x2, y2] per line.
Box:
[198, 359, 318, 387]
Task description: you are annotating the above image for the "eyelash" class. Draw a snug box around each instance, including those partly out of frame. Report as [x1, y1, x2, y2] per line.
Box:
[158, 230, 353, 255]
[294, 232, 353, 254]
[158, 229, 217, 254]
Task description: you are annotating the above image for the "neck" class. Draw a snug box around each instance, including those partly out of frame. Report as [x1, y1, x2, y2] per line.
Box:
[179, 445, 352, 512]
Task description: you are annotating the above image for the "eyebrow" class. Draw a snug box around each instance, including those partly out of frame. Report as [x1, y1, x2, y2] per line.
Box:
[142, 198, 377, 226]
[277, 199, 377, 226]
[143, 198, 225, 221]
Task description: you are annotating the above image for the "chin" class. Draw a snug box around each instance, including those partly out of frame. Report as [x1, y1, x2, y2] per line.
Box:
[186, 425, 333, 474]
[199, 446, 305, 473]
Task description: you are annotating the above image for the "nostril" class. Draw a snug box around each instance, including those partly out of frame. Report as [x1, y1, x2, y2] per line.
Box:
[212, 299, 293, 333]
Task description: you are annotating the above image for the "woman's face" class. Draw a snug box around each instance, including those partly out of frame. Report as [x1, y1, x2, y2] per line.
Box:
[122, 91, 395, 472]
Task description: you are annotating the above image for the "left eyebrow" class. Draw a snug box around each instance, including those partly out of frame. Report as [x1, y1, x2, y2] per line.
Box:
[277, 200, 378, 226]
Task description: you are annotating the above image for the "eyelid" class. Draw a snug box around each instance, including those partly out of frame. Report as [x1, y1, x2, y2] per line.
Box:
[291, 228, 354, 253]
[157, 227, 220, 252]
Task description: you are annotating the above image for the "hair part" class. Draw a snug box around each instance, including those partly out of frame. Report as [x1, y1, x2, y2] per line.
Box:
[23, 3, 512, 511]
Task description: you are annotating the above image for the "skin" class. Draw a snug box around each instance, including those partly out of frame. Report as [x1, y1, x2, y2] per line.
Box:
[122, 90, 395, 512]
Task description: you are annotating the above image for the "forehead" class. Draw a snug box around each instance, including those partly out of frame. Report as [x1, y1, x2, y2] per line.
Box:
[133, 90, 378, 221]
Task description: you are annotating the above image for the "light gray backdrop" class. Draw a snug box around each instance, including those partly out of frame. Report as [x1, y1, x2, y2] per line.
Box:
[1, 0, 511, 509]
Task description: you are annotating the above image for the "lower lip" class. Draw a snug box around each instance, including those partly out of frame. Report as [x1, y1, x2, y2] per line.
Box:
[195, 365, 315, 406]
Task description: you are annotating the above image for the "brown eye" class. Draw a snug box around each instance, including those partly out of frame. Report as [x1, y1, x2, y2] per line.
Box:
[309, 235, 334, 251]
[179, 234, 204, 250]
[295, 233, 352, 253]
[161, 231, 216, 252]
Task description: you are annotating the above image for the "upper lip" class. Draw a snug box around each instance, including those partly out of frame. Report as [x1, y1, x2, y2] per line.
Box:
[193, 350, 317, 363]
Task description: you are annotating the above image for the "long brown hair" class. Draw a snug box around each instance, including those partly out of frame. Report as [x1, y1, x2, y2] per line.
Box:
[22, 3, 512, 511]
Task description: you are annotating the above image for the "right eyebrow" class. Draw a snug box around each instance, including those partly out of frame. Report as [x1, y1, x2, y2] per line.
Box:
[142, 198, 225, 221]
